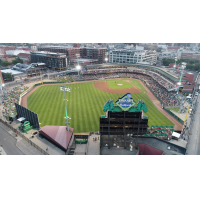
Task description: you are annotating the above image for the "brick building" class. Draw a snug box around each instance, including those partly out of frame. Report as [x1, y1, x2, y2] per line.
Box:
[0, 45, 16, 54]
[31, 51, 67, 70]
[0, 55, 16, 63]
[17, 53, 31, 63]
[73, 43, 80, 48]
[80, 47, 107, 64]
[185, 72, 194, 83]
[180, 52, 200, 61]
[37, 45, 107, 64]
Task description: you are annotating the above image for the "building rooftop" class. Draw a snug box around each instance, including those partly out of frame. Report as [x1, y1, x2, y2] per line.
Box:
[39, 126, 74, 151]
[167, 47, 181, 50]
[17, 53, 30, 58]
[100, 136, 186, 155]
[0, 55, 14, 58]
[71, 58, 98, 62]
[31, 51, 66, 56]
[1, 69, 23, 75]
[39, 45, 73, 49]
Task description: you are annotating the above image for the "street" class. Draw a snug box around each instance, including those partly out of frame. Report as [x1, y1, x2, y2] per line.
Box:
[0, 122, 24, 155]
[186, 97, 200, 154]
[186, 74, 200, 154]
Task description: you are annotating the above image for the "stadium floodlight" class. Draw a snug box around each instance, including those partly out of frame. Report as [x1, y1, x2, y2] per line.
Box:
[174, 57, 178, 71]
[76, 65, 81, 70]
[76, 65, 81, 76]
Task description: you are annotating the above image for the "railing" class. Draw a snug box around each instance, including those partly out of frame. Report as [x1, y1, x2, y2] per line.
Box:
[85, 136, 89, 155]
[19, 85, 35, 105]
[0, 119, 49, 155]
[66, 134, 75, 155]
[164, 108, 184, 124]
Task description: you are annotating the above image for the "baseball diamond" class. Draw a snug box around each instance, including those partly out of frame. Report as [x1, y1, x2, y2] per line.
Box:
[26, 78, 175, 133]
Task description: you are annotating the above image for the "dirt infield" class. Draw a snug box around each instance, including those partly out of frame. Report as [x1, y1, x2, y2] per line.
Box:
[94, 81, 142, 94]
[139, 80, 183, 131]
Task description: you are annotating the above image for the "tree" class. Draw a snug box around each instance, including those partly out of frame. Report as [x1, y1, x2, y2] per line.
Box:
[0, 61, 11, 67]
[162, 58, 175, 66]
[0, 59, 2, 64]
[12, 58, 22, 65]
[5, 73, 13, 80]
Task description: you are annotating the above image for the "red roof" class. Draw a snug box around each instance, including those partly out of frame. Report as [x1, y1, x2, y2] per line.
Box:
[0, 55, 13, 58]
[39, 126, 74, 151]
[18, 48, 31, 51]
[17, 53, 30, 58]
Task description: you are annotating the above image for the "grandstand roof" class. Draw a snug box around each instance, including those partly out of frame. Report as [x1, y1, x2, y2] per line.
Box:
[39, 126, 74, 151]
[84, 63, 188, 82]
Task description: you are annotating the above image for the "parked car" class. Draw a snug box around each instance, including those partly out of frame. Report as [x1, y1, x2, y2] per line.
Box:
[187, 94, 193, 99]
[195, 92, 198, 96]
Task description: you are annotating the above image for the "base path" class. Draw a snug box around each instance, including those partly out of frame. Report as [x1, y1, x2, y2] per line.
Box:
[94, 81, 142, 94]
[139, 80, 183, 131]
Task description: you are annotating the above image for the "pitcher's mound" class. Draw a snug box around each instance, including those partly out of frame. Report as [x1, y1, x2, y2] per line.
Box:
[94, 81, 142, 94]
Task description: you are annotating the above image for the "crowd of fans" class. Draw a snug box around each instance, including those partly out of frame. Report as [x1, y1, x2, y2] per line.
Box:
[82, 69, 181, 107]
[83, 68, 176, 90]
[1, 85, 29, 120]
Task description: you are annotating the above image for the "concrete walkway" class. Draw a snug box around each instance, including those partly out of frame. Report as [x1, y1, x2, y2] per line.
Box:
[186, 96, 200, 154]
[168, 138, 187, 148]
[11, 121, 65, 155]
[170, 110, 185, 121]
[87, 134, 100, 155]
[0, 121, 42, 155]
[0, 146, 7, 155]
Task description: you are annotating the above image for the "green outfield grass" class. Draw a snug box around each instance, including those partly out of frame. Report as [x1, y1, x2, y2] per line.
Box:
[27, 78, 174, 133]
[107, 81, 133, 89]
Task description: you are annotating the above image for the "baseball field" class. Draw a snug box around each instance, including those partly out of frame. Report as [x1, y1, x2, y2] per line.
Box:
[27, 78, 174, 133]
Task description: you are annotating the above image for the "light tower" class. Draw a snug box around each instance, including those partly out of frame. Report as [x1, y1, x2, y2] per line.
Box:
[76, 54, 81, 77]
[177, 62, 187, 113]
[177, 62, 186, 95]
[174, 57, 178, 71]
[105, 52, 109, 63]
[59, 86, 71, 131]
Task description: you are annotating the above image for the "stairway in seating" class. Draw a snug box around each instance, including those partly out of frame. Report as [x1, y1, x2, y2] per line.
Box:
[68, 136, 76, 155]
